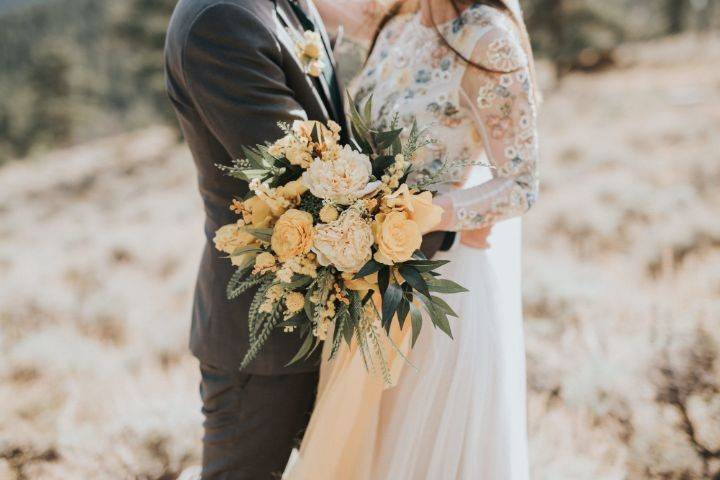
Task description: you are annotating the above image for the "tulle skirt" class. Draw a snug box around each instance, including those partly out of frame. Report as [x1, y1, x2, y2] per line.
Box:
[284, 219, 529, 480]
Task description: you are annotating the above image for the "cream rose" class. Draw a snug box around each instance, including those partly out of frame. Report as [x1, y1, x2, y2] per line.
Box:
[302, 145, 381, 205]
[384, 184, 444, 234]
[312, 208, 374, 273]
[373, 211, 422, 265]
[271, 209, 315, 261]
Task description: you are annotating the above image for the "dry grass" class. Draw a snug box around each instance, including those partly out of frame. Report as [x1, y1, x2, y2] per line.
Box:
[1, 33, 719, 479]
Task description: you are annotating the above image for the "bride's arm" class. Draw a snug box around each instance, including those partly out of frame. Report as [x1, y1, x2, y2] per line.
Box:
[435, 19, 540, 231]
[314, 0, 390, 43]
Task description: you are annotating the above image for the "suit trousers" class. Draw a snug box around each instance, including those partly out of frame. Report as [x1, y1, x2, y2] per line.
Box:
[199, 363, 319, 479]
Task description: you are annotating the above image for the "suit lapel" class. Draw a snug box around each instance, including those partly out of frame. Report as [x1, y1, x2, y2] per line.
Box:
[301, 0, 348, 132]
[273, 3, 331, 121]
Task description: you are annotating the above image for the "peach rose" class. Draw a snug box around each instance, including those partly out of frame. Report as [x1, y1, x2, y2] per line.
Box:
[373, 210, 422, 265]
[271, 209, 315, 261]
[383, 184, 444, 234]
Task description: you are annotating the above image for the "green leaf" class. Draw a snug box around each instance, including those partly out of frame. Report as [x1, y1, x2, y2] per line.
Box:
[397, 297, 410, 329]
[230, 245, 263, 256]
[285, 332, 315, 366]
[409, 302, 423, 347]
[245, 227, 273, 242]
[382, 282, 403, 330]
[372, 154, 395, 178]
[353, 258, 383, 279]
[426, 278, 469, 294]
[378, 266, 390, 296]
[412, 249, 428, 260]
[406, 259, 451, 272]
[374, 128, 403, 151]
[398, 264, 430, 297]
[363, 94, 373, 125]
[419, 294, 453, 339]
[282, 274, 313, 290]
[430, 295, 458, 318]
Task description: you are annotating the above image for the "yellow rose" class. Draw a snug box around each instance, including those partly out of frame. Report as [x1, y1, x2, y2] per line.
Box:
[285, 292, 305, 313]
[383, 185, 444, 234]
[271, 209, 315, 261]
[373, 211, 422, 265]
[407, 191, 444, 234]
[213, 223, 255, 254]
[242, 196, 272, 228]
[319, 204, 339, 223]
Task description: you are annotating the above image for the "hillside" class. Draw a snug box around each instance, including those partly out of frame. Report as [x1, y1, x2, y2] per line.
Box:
[1, 33, 720, 479]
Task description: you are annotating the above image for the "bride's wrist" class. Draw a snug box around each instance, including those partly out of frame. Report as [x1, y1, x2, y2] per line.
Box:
[433, 195, 454, 232]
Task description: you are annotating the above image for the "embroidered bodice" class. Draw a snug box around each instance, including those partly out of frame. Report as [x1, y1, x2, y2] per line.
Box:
[318, 1, 539, 230]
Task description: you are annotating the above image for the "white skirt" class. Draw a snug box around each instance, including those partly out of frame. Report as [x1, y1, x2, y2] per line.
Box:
[285, 219, 529, 480]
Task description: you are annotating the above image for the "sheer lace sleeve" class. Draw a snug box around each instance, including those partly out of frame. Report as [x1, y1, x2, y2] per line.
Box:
[314, 0, 388, 44]
[441, 20, 539, 231]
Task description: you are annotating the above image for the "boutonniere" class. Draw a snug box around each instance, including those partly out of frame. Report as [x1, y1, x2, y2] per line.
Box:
[295, 30, 325, 78]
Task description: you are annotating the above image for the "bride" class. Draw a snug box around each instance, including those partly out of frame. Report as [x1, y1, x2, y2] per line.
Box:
[285, 0, 539, 478]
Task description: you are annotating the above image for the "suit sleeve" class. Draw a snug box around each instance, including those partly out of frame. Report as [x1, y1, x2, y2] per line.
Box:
[182, 4, 308, 160]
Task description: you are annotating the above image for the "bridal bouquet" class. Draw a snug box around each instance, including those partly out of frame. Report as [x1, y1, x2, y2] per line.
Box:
[214, 98, 467, 376]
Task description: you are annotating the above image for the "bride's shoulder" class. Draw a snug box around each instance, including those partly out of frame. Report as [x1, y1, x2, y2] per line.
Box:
[461, 5, 527, 73]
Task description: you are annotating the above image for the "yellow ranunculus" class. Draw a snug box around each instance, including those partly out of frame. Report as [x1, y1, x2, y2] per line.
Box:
[373, 211, 422, 265]
[271, 209, 315, 261]
[319, 204, 339, 223]
[242, 196, 272, 228]
[285, 292, 305, 313]
[213, 223, 255, 254]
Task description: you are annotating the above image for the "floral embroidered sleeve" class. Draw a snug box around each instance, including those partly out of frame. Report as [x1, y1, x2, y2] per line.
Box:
[314, 0, 388, 44]
[441, 22, 539, 231]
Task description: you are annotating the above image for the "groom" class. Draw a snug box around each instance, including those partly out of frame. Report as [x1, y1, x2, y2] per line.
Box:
[165, 0, 449, 477]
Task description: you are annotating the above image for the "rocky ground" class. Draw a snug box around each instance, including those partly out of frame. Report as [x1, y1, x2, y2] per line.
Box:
[1, 33, 719, 479]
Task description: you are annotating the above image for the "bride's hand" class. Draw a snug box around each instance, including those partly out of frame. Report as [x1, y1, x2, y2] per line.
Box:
[460, 226, 492, 249]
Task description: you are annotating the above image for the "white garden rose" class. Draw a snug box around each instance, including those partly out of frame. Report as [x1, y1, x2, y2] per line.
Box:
[301, 145, 381, 205]
[312, 208, 374, 273]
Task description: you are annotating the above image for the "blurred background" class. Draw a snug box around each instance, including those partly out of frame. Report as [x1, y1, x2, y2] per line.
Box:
[1, 0, 719, 478]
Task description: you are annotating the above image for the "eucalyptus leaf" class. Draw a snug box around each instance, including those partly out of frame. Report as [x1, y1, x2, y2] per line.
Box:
[245, 227, 273, 242]
[409, 302, 423, 347]
[426, 278, 469, 294]
[378, 266, 390, 295]
[382, 282, 403, 330]
[430, 295, 458, 318]
[353, 258, 383, 279]
[285, 332, 315, 366]
[398, 264, 430, 297]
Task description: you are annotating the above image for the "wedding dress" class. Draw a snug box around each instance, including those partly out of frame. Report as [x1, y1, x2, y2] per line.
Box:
[285, 2, 539, 478]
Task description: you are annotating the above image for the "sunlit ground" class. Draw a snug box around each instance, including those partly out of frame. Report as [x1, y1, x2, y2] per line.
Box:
[1, 33, 719, 479]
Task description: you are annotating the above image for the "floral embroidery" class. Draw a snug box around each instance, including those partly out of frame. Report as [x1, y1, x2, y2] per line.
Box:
[487, 37, 525, 72]
[348, 7, 539, 231]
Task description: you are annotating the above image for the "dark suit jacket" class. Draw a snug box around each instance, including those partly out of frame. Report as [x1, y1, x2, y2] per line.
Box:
[165, 0, 447, 375]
